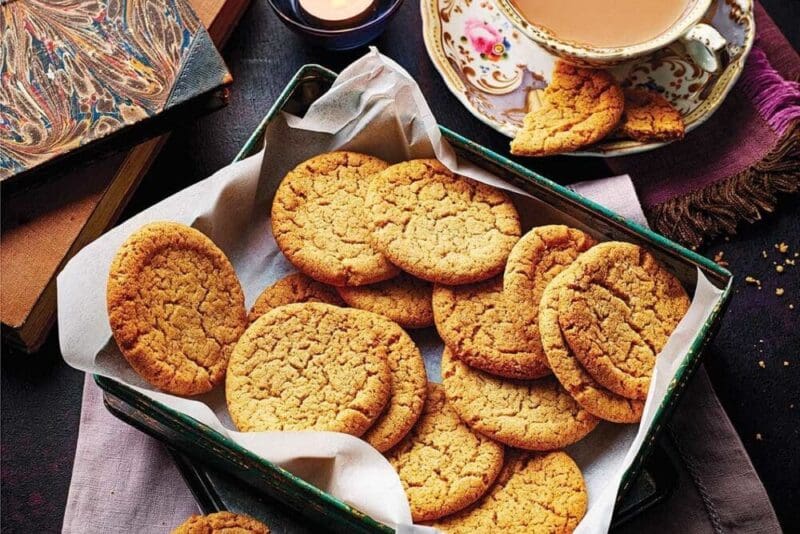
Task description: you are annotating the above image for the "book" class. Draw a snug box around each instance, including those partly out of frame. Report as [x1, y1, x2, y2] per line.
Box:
[0, 0, 249, 352]
[0, 0, 231, 184]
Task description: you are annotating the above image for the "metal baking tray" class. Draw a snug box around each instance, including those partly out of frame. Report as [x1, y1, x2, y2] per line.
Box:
[96, 64, 731, 533]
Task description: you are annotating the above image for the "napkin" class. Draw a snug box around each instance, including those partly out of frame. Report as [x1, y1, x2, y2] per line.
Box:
[609, 3, 800, 249]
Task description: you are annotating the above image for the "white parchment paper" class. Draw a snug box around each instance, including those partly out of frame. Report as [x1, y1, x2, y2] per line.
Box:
[58, 49, 724, 533]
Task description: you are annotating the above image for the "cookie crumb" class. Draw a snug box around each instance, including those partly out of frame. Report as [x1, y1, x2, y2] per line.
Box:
[756, 433, 763, 441]
[776, 265, 785, 273]
[758, 360, 765, 368]
[761, 250, 768, 258]
[784, 361, 790, 367]
[713, 251, 728, 267]
[790, 304, 795, 310]
[786, 259, 796, 266]
[776, 288, 785, 296]
[745, 276, 761, 286]
[777, 242, 789, 253]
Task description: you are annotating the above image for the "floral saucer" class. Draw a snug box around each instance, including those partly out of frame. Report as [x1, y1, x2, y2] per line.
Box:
[420, 0, 755, 156]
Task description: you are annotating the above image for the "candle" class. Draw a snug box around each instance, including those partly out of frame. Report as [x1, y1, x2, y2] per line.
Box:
[297, 0, 377, 29]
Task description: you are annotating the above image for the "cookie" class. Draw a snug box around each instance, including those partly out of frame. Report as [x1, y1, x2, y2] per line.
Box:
[385, 383, 505, 522]
[510, 61, 624, 156]
[366, 159, 521, 285]
[336, 272, 434, 329]
[361, 315, 428, 452]
[503, 225, 596, 372]
[539, 275, 644, 423]
[248, 272, 343, 323]
[557, 242, 690, 400]
[171, 511, 269, 534]
[620, 87, 685, 142]
[107, 222, 247, 396]
[271, 151, 399, 286]
[431, 450, 587, 533]
[441, 348, 598, 450]
[433, 276, 549, 379]
[226, 303, 391, 435]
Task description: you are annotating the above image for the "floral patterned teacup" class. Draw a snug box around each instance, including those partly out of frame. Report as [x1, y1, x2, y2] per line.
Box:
[495, 0, 728, 71]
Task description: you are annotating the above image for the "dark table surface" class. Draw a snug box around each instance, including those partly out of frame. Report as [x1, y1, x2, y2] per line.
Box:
[2, 1, 798, 532]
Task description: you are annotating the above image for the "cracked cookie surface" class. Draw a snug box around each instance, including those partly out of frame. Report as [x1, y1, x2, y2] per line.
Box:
[385, 383, 504, 522]
[539, 273, 644, 423]
[441, 348, 598, 450]
[433, 276, 549, 379]
[271, 151, 399, 286]
[510, 61, 623, 156]
[171, 511, 270, 533]
[366, 159, 520, 285]
[431, 450, 587, 533]
[620, 87, 685, 142]
[503, 225, 596, 374]
[361, 314, 428, 452]
[248, 272, 343, 323]
[336, 272, 434, 329]
[226, 303, 391, 434]
[107, 222, 247, 396]
[557, 242, 690, 400]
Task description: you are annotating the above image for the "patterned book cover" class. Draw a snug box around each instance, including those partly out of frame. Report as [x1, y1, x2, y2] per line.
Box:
[0, 0, 231, 181]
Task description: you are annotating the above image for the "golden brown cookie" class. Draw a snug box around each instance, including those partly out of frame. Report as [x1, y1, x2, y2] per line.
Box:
[433, 276, 549, 379]
[385, 383, 505, 522]
[171, 511, 269, 534]
[620, 87, 685, 142]
[441, 348, 598, 450]
[226, 303, 391, 435]
[539, 274, 645, 423]
[271, 151, 399, 286]
[431, 450, 587, 533]
[366, 159, 521, 285]
[557, 242, 690, 400]
[248, 272, 343, 323]
[107, 222, 247, 396]
[510, 61, 624, 156]
[361, 315, 428, 452]
[336, 272, 434, 329]
[503, 225, 596, 372]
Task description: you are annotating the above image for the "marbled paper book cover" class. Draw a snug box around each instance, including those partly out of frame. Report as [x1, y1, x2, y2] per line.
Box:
[0, 0, 231, 181]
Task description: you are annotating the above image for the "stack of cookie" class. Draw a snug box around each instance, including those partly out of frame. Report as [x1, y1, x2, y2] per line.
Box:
[510, 60, 686, 156]
[106, 151, 690, 533]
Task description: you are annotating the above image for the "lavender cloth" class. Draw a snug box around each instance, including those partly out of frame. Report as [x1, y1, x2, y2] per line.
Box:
[61, 175, 780, 533]
[608, 2, 800, 248]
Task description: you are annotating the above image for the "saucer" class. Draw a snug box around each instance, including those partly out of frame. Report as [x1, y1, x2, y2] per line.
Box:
[420, 0, 755, 156]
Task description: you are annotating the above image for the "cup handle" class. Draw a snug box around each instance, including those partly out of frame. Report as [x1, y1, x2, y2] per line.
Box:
[680, 23, 727, 72]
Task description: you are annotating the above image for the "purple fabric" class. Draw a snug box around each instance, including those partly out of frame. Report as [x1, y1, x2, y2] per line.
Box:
[608, 2, 800, 210]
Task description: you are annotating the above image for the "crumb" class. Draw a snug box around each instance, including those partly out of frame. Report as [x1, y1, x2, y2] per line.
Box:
[777, 242, 789, 253]
[791, 404, 795, 409]
[756, 433, 763, 440]
[790, 304, 795, 310]
[759, 339, 764, 343]
[713, 251, 729, 267]
[776, 288, 785, 296]
[794, 252, 799, 258]
[724, 236, 730, 242]
[786, 259, 795, 266]
[745, 276, 761, 286]
[761, 250, 768, 258]
[776, 265, 785, 273]
[784, 361, 789, 367]
[758, 360, 765, 368]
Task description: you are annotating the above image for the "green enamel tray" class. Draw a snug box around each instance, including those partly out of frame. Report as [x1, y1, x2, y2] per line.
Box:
[96, 64, 732, 533]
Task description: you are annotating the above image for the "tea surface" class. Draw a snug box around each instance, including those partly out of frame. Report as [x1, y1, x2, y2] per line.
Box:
[511, 0, 691, 48]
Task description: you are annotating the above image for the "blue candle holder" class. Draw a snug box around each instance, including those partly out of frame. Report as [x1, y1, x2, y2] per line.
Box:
[268, 0, 405, 50]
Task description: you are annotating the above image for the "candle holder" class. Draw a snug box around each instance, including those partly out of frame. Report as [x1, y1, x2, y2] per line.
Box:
[268, 0, 405, 50]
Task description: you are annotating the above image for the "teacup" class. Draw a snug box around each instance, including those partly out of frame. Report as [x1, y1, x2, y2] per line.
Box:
[495, 0, 728, 71]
